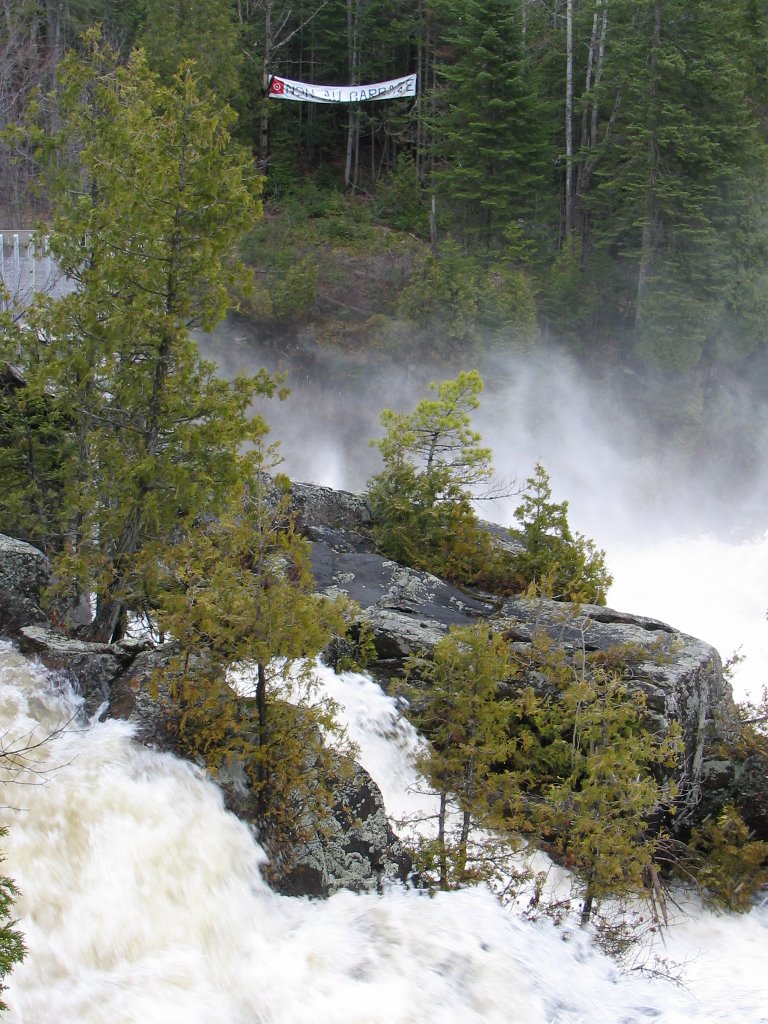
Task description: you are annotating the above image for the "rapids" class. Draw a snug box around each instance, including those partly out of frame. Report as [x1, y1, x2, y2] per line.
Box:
[0, 643, 766, 1023]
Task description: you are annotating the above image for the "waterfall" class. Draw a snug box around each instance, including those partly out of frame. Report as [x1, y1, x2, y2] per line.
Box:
[0, 642, 766, 1023]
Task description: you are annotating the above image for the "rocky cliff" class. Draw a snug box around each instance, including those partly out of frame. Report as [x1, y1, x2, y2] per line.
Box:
[0, 481, 763, 896]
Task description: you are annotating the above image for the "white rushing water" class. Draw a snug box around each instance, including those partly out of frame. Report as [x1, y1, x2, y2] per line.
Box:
[0, 642, 766, 1023]
[607, 532, 768, 705]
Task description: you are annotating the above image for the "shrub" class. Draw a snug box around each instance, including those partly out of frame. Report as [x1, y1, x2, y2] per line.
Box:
[509, 463, 612, 604]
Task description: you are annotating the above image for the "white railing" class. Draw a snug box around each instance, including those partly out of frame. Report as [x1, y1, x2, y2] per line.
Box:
[0, 229, 71, 310]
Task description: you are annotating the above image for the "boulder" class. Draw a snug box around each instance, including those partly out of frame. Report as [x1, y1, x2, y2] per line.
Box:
[107, 642, 181, 748]
[107, 643, 410, 897]
[495, 596, 731, 816]
[223, 754, 411, 898]
[0, 586, 48, 640]
[0, 535, 52, 639]
[18, 625, 136, 720]
[288, 481, 377, 554]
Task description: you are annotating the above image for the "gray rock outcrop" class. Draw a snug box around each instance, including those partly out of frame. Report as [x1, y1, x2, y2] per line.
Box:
[292, 483, 745, 833]
[0, 473, 763, 883]
[0, 534, 51, 604]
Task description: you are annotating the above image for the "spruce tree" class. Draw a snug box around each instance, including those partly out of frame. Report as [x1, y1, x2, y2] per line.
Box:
[588, 0, 768, 370]
[510, 463, 612, 605]
[430, 0, 553, 248]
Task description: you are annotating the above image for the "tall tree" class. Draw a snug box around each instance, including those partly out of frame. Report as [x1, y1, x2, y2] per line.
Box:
[149, 462, 352, 842]
[139, 0, 242, 102]
[430, 0, 553, 248]
[588, 0, 768, 369]
[3, 34, 271, 641]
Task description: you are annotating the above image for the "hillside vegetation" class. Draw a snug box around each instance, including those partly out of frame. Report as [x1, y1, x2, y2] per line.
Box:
[0, 7, 767, 974]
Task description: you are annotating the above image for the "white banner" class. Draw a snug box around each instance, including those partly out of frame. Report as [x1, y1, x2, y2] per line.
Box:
[268, 73, 417, 104]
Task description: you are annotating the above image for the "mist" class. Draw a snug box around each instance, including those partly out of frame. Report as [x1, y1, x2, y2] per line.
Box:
[198, 317, 768, 701]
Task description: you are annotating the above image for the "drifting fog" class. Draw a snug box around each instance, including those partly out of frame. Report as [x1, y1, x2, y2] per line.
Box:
[199, 318, 768, 702]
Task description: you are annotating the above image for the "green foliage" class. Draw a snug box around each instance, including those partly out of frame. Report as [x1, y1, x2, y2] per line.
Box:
[400, 623, 520, 889]
[505, 631, 682, 926]
[367, 370, 508, 588]
[372, 369, 492, 488]
[736, 683, 768, 744]
[588, 0, 768, 370]
[397, 619, 683, 933]
[0, 369, 75, 552]
[684, 805, 768, 913]
[373, 156, 428, 235]
[149, 463, 354, 843]
[0, 832, 24, 1011]
[2, 35, 270, 639]
[334, 621, 379, 674]
[368, 460, 500, 587]
[538, 236, 599, 347]
[237, 253, 319, 323]
[509, 463, 612, 605]
[430, 0, 553, 248]
[397, 241, 538, 352]
[138, 0, 241, 102]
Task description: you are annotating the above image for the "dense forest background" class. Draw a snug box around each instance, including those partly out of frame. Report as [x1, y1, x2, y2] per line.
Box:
[3, 1, 768, 450]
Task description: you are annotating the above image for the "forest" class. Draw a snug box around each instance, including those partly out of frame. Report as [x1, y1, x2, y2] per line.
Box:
[3, 0, 768, 383]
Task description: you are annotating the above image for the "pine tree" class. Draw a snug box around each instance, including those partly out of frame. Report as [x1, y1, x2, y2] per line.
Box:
[367, 370, 501, 584]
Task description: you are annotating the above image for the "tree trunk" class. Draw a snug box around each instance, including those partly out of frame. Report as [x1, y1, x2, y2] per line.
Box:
[564, 0, 574, 235]
[457, 809, 471, 882]
[574, 0, 609, 251]
[253, 660, 270, 819]
[437, 790, 449, 890]
[634, 0, 662, 330]
[345, 0, 362, 188]
[259, 0, 274, 172]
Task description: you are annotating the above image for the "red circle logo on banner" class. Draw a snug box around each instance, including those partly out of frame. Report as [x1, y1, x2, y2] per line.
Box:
[270, 78, 285, 95]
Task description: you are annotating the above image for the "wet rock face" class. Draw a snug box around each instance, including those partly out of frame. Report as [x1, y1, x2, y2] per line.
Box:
[241, 760, 411, 899]
[0, 534, 52, 602]
[292, 483, 738, 830]
[0, 483, 759, 880]
[0, 587, 48, 639]
[288, 481, 377, 554]
[495, 596, 731, 819]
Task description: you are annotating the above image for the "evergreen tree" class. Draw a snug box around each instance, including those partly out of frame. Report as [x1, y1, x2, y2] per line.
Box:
[401, 622, 519, 889]
[0, 831, 24, 1011]
[139, 0, 241, 102]
[148, 451, 353, 843]
[2, 34, 270, 640]
[506, 633, 683, 929]
[430, 0, 553, 248]
[510, 462, 612, 604]
[588, 0, 768, 370]
[367, 370, 502, 585]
